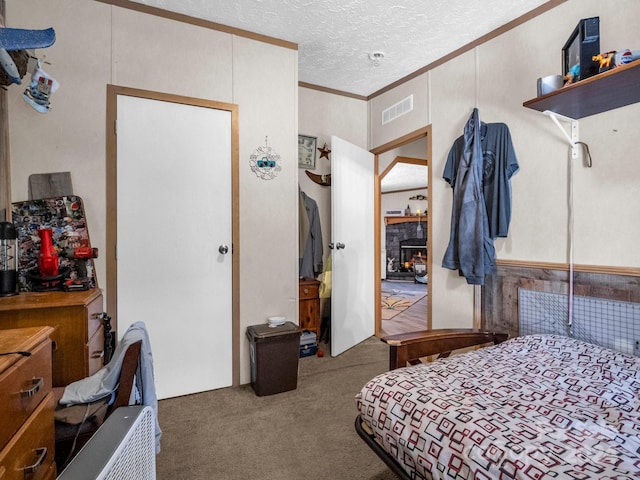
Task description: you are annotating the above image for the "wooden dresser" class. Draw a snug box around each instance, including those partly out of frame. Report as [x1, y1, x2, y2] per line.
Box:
[0, 289, 105, 387]
[0, 326, 56, 480]
[299, 278, 320, 338]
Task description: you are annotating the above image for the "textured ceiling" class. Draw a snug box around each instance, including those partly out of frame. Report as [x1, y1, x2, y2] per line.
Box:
[381, 163, 427, 193]
[130, 0, 552, 97]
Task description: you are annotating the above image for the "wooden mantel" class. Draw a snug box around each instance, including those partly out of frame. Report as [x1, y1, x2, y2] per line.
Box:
[385, 215, 427, 226]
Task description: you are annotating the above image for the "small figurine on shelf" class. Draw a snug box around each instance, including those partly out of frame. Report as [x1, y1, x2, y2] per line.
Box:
[593, 51, 617, 71]
[592, 49, 640, 73]
[563, 64, 581, 86]
[404, 204, 411, 216]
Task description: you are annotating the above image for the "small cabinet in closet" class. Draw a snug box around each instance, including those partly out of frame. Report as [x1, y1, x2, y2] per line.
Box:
[298, 278, 320, 338]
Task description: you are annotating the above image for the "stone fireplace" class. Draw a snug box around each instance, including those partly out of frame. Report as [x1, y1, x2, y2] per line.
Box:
[385, 217, 426, 280]
[400, 238, 427, 266]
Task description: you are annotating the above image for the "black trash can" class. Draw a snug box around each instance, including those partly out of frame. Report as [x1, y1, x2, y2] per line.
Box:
[246, 322, 301, 396]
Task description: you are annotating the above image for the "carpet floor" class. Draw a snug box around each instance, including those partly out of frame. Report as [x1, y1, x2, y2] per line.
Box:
[156, 337, 399, 480]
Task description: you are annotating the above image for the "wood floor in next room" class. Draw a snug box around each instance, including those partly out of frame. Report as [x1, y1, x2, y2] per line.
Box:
[380, 279, 428, 337]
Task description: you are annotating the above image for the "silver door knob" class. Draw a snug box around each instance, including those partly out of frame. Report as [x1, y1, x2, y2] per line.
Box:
[336, 242, 345, 250]
[218, 245, 229, 254]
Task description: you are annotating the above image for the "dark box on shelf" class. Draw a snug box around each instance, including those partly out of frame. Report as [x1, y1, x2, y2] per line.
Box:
[562, 16, 600, 83]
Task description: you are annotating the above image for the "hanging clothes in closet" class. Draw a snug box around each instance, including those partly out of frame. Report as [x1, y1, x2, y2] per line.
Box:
[442, 108, 519, 285]
[299, 189, 323, 279]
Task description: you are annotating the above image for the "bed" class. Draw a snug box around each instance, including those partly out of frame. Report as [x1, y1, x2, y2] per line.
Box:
[355, 329, 640, 479]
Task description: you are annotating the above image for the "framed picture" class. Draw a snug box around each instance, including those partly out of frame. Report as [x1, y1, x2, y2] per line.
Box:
[298, 134, 317, 169]
[562, 16, 600, 83]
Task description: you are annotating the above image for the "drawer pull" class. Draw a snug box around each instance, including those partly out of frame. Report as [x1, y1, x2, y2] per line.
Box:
[23, 447, 47, 475]
[0, 350, 30, 357]
[303, 288, 309, 294]
[91, 350, 105, 359]
[20, 377, 43, 397]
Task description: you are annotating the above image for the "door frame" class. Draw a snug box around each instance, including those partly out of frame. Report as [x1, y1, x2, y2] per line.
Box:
[105, 84, 240, 386]
[372, 125, 432, 335]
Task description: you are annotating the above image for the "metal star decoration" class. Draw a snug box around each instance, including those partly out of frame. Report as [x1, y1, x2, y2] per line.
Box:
[318, 143, 331, 159]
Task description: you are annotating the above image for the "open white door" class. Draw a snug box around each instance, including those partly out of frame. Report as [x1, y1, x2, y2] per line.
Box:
[330, 136, 375, 356]
[116, 94, 233, 399]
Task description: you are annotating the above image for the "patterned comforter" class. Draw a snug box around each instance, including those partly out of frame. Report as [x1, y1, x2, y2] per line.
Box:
[356, 335, 640, 479]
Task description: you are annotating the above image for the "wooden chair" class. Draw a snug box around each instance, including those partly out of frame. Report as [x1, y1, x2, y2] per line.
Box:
[54, 340, 142, 469]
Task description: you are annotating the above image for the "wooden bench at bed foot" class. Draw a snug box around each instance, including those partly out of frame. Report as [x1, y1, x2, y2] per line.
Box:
[381, 328, 508, 370]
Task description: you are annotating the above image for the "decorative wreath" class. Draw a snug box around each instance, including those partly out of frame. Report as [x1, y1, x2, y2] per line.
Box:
[249, 141, 282, 180]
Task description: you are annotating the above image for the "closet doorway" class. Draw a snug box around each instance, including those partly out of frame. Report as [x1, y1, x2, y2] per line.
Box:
[373, 127, 432, 337]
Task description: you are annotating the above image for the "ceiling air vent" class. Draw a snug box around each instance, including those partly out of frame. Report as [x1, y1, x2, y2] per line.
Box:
[382, 95, 413, 125]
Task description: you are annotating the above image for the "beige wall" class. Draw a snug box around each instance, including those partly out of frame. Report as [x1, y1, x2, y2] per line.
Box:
[298, 87, 368, 271]
[6, 0, 639, 384]
[7, 0, 298, 385]
[369, 0, 640, 329]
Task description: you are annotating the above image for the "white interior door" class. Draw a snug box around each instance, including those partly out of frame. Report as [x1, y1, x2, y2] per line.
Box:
[116, 94, 232, 399]
[330, 136, 375, 356]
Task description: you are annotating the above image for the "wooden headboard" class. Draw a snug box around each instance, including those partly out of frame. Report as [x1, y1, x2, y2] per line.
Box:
[381, 329, 508, 370]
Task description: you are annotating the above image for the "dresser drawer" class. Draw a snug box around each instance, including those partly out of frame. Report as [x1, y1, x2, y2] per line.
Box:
[87, 327, 106, 377]
[299, 280, 319, 300]
[0, 339, 52, 451]
[41, 460, 57, 480]
[0, 290, 104, 387]
[86, 295, 105, 341]
[0, 392, 55, 480]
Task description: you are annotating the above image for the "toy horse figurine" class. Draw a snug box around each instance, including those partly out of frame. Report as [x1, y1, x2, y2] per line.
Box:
[593, 51, 617, 71]
[593, 49, 640, 73]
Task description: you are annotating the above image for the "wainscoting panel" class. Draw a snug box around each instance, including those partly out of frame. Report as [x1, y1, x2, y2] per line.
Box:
[481, 262, 640, 342]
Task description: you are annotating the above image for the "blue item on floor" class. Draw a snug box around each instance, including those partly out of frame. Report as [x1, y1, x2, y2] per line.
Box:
[299, 330, 317, 357]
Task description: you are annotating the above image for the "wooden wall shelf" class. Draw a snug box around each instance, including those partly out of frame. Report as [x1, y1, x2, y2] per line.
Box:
[523, 61, 640, 119]
[385, 215, 427, 226]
